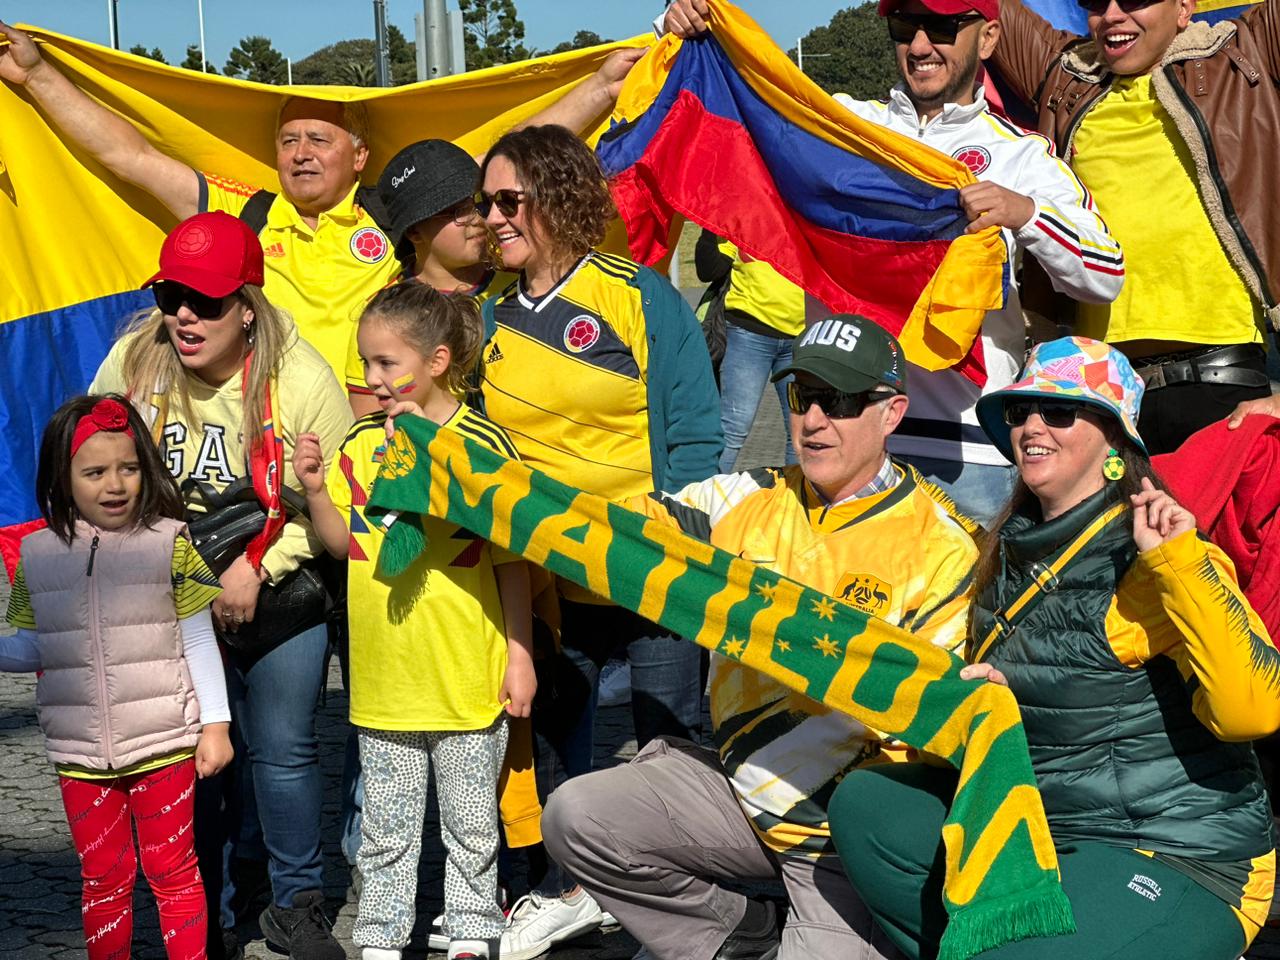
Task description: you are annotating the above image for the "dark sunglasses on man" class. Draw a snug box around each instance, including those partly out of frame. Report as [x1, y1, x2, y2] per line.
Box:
[153, 281, 229, 319]
[886, 11, 985, 44]
[1001, 399, 1091, 429]
[475, 189, 526, 219]
[1075, 0, 1162, 14]
[786, 381, 897, 419]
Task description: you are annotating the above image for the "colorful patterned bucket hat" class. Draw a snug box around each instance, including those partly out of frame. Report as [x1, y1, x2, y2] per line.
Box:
[976, 336, 1146, 463]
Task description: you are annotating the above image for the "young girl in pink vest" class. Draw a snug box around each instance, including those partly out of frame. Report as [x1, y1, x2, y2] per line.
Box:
[1, 394, 233, 960]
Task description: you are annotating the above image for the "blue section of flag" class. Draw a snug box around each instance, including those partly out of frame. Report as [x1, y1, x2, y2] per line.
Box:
[598, 35, 968, 244]
[0, 290, 152, 527]
[1025, 0, 1089, 33]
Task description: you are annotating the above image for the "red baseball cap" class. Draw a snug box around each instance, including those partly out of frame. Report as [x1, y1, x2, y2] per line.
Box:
[142, 211, 265, 296]
[878, 0, 999, 21]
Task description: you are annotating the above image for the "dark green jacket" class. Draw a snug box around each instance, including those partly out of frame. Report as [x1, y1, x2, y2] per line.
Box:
[974, 489, 1273, 861]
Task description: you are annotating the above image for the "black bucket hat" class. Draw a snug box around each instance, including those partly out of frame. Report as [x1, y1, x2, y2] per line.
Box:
[377, 139, 480, 246]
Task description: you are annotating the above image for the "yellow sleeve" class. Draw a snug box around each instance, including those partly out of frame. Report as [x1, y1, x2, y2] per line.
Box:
[200, 172, 261, 217]
[1129, 530, 1280, 741]
[171, 537, 222, 618]
[5, 562, 36, 630]
[88, 338, 130, 395]
[344, 321, 370, 397]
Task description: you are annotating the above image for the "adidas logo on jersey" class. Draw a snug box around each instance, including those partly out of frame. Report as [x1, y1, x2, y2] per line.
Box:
[487, 342, 504, 364]
[263, 242, 285, 258]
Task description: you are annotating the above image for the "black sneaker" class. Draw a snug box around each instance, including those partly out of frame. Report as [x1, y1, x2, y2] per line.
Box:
[259, 890, 345, 960]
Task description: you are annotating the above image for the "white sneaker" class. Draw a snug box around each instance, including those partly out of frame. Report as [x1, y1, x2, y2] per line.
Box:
[499, 889, 604, 960]
[597, 660, 632, 708]
[428, 913, 450, 952]
[600, 909, 620, 930]
[429, 884, 511, 950]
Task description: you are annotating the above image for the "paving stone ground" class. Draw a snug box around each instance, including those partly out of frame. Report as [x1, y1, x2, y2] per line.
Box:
[4, 394, 1278, 958]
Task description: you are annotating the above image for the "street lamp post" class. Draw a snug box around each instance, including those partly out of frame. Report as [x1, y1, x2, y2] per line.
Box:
[198, 0, 207, 72]
[106, 0, 120, 49]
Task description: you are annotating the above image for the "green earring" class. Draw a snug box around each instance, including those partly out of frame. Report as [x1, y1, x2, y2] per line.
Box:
[1102, 448, 1126, 481]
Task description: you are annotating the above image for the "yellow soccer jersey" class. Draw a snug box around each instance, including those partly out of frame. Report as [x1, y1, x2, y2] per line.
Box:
[200, 174, 401, 378]
[344, 269, 518, 398]
[327, 406, 522, 731]
[482, 252, 654, 502]
[632, 463, 978, 857]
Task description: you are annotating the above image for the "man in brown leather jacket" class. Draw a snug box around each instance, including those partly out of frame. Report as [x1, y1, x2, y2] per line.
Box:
[990, 0, 1280, 452]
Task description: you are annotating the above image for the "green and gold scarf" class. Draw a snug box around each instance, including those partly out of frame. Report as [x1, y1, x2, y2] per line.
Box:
[366, 416, 1074, 960]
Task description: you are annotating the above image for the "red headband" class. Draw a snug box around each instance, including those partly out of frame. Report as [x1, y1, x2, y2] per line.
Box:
[70, 399, 136, 457]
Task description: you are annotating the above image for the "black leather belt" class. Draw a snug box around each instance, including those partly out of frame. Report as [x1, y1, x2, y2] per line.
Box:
[1132, 344, 1269, 391]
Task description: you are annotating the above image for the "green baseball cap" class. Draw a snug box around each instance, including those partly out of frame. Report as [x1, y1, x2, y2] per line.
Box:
[772, 314, 907, 394]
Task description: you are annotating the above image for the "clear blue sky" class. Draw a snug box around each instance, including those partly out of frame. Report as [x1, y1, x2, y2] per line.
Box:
[3, 1, 853, 69]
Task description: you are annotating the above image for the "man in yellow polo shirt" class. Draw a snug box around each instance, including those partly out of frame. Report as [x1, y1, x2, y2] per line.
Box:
[986, 0, 1280, 453]
[0, 22, 641, 385]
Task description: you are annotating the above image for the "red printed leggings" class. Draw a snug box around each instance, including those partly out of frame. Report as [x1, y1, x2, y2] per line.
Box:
[59, 757, 207, 960]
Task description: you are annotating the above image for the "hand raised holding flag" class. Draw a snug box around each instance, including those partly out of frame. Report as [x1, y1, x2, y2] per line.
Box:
[663, 0, 712, 38]
[960, 181, 1037, 234]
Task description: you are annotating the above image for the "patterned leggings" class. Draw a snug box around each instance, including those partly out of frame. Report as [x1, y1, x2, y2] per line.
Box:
[59, 757, 207, 960]
[354, 716, 509, 951]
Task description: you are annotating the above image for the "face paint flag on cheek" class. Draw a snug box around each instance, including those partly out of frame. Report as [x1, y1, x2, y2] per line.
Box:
[393, 373, 417, 395]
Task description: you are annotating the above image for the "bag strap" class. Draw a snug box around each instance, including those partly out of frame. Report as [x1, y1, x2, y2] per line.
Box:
[970, 501, 1129, 664]
[238, 189, 276, 234]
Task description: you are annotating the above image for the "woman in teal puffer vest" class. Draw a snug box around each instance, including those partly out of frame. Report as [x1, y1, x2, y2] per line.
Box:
[828, 336, 1280, 960]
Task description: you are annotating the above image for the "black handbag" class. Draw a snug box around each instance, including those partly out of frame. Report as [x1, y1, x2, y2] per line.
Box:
[183, 477, 335, 654]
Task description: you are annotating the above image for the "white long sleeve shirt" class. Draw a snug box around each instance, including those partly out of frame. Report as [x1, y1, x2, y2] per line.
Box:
[812, 86, 1124, 466]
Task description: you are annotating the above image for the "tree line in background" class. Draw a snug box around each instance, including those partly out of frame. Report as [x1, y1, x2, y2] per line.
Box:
[127, 1, 895, 98]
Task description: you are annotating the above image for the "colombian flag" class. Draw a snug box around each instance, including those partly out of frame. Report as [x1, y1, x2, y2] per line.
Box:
[597, 0, 1009, 386]
[0, 26, 644, 574]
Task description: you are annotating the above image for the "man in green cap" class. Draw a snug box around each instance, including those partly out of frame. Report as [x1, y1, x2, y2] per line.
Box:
[539, 315, 979, 960]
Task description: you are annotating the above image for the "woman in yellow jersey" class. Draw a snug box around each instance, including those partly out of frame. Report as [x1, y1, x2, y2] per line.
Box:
[90, 212, 353, 960]
[476, 124, 723, 959]
[829, 337, 1280, 960]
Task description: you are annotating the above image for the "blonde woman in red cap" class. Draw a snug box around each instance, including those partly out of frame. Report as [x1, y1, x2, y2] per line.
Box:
[91, 212, 353, 960]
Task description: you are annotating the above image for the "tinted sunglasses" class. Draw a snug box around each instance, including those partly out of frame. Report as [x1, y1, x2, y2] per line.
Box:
[475, 189, 526, 218]
[1076, 0, 1161, 14]
[886, 12, 984, 45]
[153, 281, 228, 319]
[786, 382, 895, 419]
[1002, 399, 1090, 429]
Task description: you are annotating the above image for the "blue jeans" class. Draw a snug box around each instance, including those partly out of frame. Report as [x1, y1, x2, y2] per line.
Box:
[901, 454, 1016, 528]
[719, 323, 797, 473]
[224, 623, 329, 912]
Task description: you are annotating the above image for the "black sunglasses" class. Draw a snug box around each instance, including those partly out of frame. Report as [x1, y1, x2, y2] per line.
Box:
[1002, 399, 1090, 429]
[786, 382, 895, 419]
[475, 189, 526, 219]
[1076, 0, 1161, 14]
[886, 12, 985, 45]
[153, 281, 228, 319]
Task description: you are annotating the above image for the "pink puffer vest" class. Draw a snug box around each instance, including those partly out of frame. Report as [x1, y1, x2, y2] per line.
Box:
[21, 518, 201, 770]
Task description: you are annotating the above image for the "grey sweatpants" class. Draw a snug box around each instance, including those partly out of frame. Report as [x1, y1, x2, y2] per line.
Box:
[543, 736, 902, 960]
[353, 716, 509, 950]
